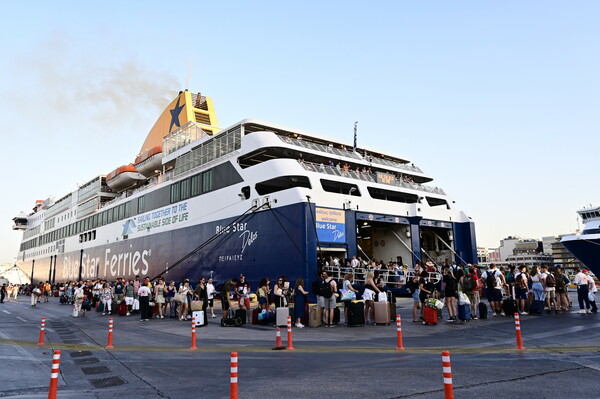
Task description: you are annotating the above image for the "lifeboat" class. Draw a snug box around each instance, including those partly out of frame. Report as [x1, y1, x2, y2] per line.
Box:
[106, 164, 146, 192]
[133, 146, 163, 178]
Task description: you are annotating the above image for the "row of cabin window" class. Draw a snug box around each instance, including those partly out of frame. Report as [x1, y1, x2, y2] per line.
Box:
[170, 169, 213, 203]
[26, 170, 215, 251]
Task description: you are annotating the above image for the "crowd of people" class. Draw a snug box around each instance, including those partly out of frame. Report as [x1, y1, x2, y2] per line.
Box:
[403, 262, 598, 323]
[4, 260, 597, 329]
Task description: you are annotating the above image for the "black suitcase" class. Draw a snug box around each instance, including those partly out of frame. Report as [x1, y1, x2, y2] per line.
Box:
[478, 302, 488, 319]
[347, 301, 365, 326]
[221, 310, 243, 327]
[235, 309, 247, 325]
[529, 300, 544, 315]
[503, 298, 517, 316]
[59, 295, 68, 305]
[331, 307, 340, 324]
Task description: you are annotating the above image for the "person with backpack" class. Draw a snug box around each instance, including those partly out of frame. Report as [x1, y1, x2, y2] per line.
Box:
[514, 265, 529, 314]
[541, 265, 557, 314]
[321, 271, 338, 327]
[553, 266, 570, 312]
[461, 266, 480, 319]
[482, 264, 506, 316]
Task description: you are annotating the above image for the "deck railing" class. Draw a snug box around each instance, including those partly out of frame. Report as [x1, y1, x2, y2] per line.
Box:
[321, 265, 441, 286]
[298, 160, 446, 195]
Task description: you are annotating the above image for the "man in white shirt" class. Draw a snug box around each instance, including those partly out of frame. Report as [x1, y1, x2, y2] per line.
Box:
[137, 281, 152, 321]
[573, 267, 591, 314]
[350, 256, 360, 269]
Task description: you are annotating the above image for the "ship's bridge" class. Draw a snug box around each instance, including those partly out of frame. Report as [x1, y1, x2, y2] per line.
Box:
[579, 206, 600, 235]
[12, 212, 28, 230]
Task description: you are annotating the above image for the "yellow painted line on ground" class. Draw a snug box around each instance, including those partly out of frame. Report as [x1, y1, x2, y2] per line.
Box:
[0, 338, 598, 354]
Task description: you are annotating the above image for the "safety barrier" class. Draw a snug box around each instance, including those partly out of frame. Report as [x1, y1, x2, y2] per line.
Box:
[230, 352, 238, 399]
[37, 317, 46, 346]
[106, 318, 114, 349]
[396, 314, 405, 350]
[514, 313, 525, 350]
[48, 350, 61, 399]
[191, 317, 198, 350]
[441, 351, 454, 399]
[286, 316, 294, 350]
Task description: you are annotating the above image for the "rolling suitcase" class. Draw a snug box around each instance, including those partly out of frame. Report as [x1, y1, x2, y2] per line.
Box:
[276, 307, 289, 327]
[374, 301, 390, 325]
[96, 302, 104, 312]
[252, 308, 260, 324]
[457, 304, 470, 321]
[309, 305, 322, 328]
[117, 301, 128, 316]
[192, 311, 206, 326]
[347, 301, 365, 326]
[503, 298, 517, 316]
[235, 309, 247, 325]
[423, 306, 438, 325]
[478, 302, 488, 319]
[529, 300, 544, 315]
[332, 307, 340, 324]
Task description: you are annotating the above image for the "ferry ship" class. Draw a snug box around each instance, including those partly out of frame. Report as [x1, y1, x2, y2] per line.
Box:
[561, 205, 600, 275]
[12, 90, 477, 289]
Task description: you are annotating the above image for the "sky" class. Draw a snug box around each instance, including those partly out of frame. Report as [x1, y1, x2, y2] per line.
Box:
[1, 1, 599, 264]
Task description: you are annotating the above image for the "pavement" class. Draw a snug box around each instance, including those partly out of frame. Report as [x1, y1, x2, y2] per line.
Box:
[0, 295, 599, 398]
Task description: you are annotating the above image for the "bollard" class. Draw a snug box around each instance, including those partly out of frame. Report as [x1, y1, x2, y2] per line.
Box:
[272, 327, 285, 350]
[190, 317, 198, 350]
[48, 350, 61, 399]
[106, 318, 114, 349]
[514, 313, 525, 350]
[441, 351, 454, 399]
[286, 316, 295, 350]
[37, 317, 46, 346]
[396, 314, 405, 350]
[230, 352, 238, 399]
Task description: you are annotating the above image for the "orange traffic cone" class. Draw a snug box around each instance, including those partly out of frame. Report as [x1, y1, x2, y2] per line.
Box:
[272, 327, 285, 350]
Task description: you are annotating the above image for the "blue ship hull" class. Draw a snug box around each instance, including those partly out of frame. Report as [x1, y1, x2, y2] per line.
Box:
[22, 202, 477, 293]
[561, 237, 600, 276]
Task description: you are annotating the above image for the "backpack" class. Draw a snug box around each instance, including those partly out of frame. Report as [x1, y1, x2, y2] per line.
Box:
[463, 274, 475, 291]
[505, 271, 514, 284]
[545, 273, 556, 288]
[554, 272, 565, 290]
[515, 274, 525, 289]
[321, 278, 333, 299]
[486, 271, 498, 289]
[311, 279, 322, 296]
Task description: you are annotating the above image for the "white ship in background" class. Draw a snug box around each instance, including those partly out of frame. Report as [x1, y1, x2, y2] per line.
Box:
[561, 205, 600, 275]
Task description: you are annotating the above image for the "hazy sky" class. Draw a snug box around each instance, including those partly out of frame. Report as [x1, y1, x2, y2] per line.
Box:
[1, 2, 599, 264]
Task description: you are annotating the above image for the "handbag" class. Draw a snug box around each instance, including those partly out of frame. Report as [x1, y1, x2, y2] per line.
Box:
[340, 289, 356, 301]
[174, 293, 186, 303]
[191, 300, 204, 311]
[458, 292, 471, 305]
[588, 292, 595, 302]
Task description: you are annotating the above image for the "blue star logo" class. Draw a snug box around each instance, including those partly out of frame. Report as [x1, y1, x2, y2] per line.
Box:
[169, 96, 185, 132]
[122, 219, 137, 236]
